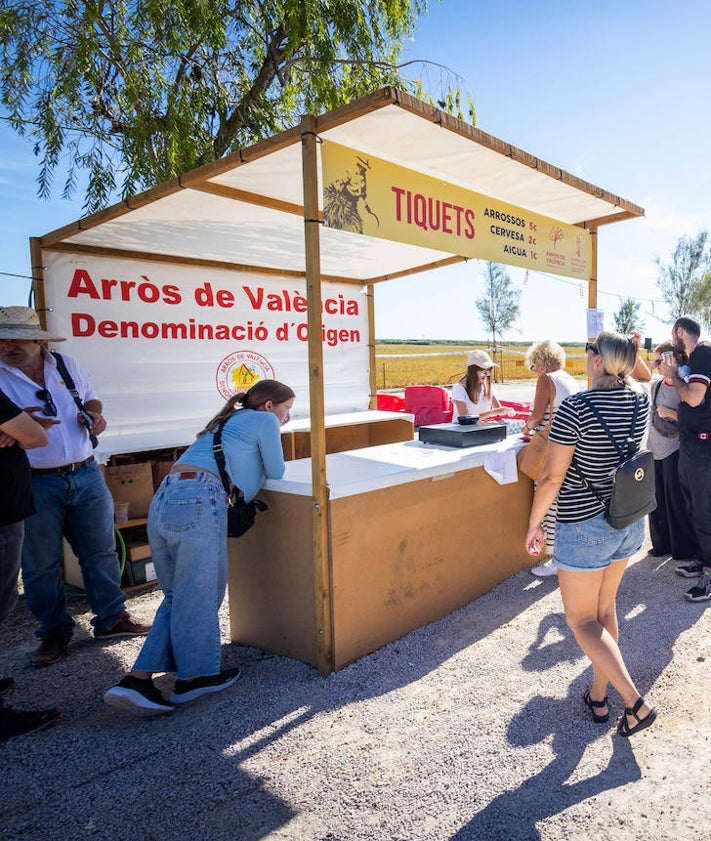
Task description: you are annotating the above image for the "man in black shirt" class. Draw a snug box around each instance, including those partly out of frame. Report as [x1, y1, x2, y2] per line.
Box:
[0, 388, 61, 739]
[662, 316, 711, 601]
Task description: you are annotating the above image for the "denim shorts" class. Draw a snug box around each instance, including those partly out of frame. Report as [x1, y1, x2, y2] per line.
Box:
[553, 513, 645, 572]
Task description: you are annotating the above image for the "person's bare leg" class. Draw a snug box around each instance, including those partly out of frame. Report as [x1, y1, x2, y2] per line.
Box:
[558, 564, 653, 727]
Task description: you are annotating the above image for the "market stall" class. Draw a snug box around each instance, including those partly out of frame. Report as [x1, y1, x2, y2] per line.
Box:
[31, 87, 644, 673]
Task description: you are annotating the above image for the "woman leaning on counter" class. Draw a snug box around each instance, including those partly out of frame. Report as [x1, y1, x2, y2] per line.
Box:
[104, 379, 295, 716]
[524, 331, 657, 738]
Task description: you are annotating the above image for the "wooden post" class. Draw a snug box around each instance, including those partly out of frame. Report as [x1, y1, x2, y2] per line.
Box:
[29, 238, 46, 321]
[367, 283, 377, 408]
[300, 115, 333, 675]
[587, 228, 599, 387]
[587, 228, 598, 330]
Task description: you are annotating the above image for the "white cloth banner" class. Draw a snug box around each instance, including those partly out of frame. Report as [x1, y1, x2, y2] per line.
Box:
[41, 252, 370, 457]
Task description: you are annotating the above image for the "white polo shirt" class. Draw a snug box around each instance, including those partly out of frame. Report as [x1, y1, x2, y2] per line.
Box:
[0, 350, 97, 468]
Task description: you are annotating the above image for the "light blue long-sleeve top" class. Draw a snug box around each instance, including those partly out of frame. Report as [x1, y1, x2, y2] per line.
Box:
[174, 408, 285, 501]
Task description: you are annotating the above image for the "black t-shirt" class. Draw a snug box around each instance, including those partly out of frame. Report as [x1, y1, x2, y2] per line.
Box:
[0, 390, 35, 526]
[678, 341, 711, 444]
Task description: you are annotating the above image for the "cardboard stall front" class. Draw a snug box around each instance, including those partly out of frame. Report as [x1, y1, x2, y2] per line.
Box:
[32, 87, 644, 673]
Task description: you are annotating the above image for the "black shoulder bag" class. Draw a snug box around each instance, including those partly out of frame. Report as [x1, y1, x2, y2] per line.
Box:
[50, 351, 99, 448]
[212, 417, 268, 538]
[572, 394, 656, 530]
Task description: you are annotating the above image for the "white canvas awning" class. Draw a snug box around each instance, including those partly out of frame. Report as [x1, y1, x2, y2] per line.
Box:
[38, 87, 643, 284]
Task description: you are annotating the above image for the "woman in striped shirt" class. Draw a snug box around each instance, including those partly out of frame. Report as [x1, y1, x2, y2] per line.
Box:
[525, 331, 657, 738]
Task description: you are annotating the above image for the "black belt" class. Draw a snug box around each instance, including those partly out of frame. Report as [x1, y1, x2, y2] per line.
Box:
[32, 456, 95, 475]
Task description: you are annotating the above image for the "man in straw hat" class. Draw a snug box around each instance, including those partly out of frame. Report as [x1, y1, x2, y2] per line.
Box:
[0, 307, 151, 667]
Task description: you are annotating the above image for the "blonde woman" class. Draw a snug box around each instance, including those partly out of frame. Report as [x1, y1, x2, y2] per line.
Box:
[525, 332, 656, 737]
[522, 341, 579, 577]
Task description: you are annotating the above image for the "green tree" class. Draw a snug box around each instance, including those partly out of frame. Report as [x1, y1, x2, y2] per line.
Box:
[475, 262, 521, 377]
[0, 0, 472, 213]
[687, 269, 711, 332]
[613, 298, 645, 334]
[656, 230, 711, 320]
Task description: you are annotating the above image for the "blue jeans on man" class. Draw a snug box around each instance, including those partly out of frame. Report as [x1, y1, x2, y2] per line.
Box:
[21, 461, 126, 639]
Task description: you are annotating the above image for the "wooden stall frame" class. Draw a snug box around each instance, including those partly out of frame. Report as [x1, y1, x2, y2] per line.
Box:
[30, 87, 645, 674]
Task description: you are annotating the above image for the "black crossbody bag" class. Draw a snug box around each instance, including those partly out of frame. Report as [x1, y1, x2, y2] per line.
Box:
[572, 394, 656, 529]
[50, 351, 99, 448]
[212, 417, 268, 538]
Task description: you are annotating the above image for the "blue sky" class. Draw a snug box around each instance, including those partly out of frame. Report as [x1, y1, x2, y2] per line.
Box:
[1, 0, 710, 344]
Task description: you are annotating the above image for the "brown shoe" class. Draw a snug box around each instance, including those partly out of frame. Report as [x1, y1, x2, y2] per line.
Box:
[30, 637, 70, 668]
[94, 611, 152, 639]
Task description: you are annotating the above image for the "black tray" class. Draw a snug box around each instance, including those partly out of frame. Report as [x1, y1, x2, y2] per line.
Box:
[418, 420, 507, 448]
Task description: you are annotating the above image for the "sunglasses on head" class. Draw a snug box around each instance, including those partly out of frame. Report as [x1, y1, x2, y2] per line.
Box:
[35, 388, 57, 417]
[585, 342, 599, 356]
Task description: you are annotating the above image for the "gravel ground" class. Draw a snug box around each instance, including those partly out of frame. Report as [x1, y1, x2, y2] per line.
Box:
[1, 526, 709, 841]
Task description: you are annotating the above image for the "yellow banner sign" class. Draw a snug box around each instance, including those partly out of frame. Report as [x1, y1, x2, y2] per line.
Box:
[321, 141, 591, 280]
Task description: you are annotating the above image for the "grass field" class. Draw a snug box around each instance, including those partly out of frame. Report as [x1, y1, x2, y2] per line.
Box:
[374, 342, 588, 390]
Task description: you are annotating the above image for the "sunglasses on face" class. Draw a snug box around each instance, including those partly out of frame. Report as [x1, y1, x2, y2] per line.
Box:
[585, 342, 599, 356]
[35, 388, 57, 417]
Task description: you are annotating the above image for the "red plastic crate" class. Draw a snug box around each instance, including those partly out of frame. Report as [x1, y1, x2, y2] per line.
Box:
[376, 393, 406, 412]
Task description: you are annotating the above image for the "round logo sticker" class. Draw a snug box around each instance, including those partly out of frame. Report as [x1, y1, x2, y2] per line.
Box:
[215, 350, 275, 399]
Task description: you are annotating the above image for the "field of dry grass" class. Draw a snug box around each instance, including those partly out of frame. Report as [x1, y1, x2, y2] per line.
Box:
[374, 343, 588, 389]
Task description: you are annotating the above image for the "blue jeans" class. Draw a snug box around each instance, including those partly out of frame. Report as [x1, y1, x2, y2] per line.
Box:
[21, 461, 125, 638]
[0, 521, 23, 626]
[134, 472, 228, 680]
[554, 513, 645, 572]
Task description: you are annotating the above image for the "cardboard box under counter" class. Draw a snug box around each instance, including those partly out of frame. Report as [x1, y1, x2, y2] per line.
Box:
[418, 420, 507, 448]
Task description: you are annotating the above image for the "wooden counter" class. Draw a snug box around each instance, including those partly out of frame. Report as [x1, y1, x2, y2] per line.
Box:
[280, 409, 415, 460]
[228, 436, 533, 672]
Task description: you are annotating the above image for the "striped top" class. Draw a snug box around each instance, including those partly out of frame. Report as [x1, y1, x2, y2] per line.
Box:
[549, 388, 650, 522]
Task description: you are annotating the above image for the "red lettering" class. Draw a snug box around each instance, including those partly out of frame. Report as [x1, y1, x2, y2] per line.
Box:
[216, 289, 234, 308]
[391, 186, 406, 221]
[67, 269, 100, 299]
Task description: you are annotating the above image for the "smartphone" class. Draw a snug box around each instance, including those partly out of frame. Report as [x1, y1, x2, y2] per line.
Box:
[78, 408, 94, 430]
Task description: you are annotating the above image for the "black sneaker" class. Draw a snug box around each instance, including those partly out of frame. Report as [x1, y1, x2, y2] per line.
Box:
[675, 561, 704, 578]
[0, 707, 61, 741]
[169, 667, 241, 704]
[103, 675, 174, 715]
[685, 574, 711, 602]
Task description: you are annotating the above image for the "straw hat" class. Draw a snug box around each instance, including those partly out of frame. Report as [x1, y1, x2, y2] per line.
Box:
[0, 307, 66, 342]
[466, 349, 496, 369]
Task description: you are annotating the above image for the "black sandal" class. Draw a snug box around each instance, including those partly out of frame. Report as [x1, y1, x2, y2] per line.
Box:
[617, 697, 657, 737]
[583, 688, 609, 723]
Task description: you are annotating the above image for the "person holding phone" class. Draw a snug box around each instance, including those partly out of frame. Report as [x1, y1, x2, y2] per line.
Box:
[646, 341, 698, 561]
[0, 307, 151, 668]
